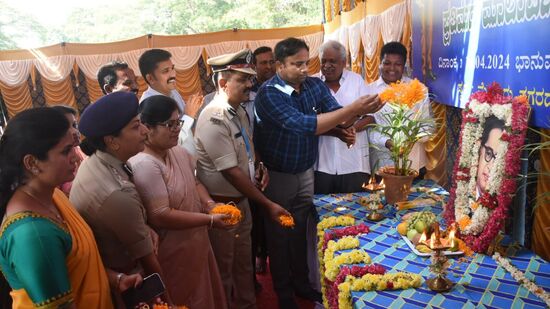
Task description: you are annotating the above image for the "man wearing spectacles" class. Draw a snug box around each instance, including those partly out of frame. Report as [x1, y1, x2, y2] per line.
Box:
[476, 115, 505, 197]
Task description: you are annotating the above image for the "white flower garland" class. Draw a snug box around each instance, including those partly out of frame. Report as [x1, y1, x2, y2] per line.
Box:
[454, 100, 513, 235]
[492, 252, 550, 307]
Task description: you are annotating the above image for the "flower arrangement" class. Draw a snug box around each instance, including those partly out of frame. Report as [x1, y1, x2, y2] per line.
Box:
[359, 193, 383, 211]
[444, 82, 529, 252]
[327, 264, 386, 309]
[492, 252, 550, 306]
[374, 79, 433, 176]
[337, 273, 423, 309]
[279, 214, 295, 227]
[210, 204, 242, 225]
[316, 218, 363, 308]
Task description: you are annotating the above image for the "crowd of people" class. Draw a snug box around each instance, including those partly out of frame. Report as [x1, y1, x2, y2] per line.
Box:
[0, 38, 423, 309]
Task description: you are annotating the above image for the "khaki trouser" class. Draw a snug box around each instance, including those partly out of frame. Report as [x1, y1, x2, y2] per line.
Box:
[209, 198, 256, 309]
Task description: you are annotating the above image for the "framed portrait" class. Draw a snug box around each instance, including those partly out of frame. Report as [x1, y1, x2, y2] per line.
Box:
[444, 83, 530, 253]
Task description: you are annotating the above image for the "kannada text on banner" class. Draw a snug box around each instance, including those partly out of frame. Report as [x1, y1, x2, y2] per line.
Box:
[411, 0, 550, 128]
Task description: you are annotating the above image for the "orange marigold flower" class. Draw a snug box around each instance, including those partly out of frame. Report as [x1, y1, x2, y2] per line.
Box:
[379, 79, 427, 109]
[211, 204, 242, 225]
[457, 238, 474, 257]
[458, 217, 471, 231]
[471, 202, 479, 210]
[515, 94, 528, 106]
[279, 214, 295, 228]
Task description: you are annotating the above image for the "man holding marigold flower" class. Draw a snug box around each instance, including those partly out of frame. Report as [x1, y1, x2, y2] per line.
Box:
[254, 38, 383, 309]
[367, 42, 432, 177]
[195, 49, 290, 309]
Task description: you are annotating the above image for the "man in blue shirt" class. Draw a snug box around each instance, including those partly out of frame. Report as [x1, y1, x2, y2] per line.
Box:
[254, 37, 383, 308]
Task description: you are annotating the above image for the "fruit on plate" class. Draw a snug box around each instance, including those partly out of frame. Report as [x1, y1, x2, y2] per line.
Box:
[404, 211, 436, 234]
[407, 229, 418, 241]
[397, 222, 408, 236]
[411, 233, 421, 245]
[414, 220, 427, 233]
[416, 244, 432, 253]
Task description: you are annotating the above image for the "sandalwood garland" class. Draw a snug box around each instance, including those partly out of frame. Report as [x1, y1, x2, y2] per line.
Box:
[492, 253, 550, 307]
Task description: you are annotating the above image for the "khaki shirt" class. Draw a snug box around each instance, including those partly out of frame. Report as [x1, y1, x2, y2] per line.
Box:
[195, 95, 254, 197]
[70, 151, 153, 272]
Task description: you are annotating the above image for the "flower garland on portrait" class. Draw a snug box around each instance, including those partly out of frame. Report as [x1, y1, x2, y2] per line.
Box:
[443, 82, 529, 253]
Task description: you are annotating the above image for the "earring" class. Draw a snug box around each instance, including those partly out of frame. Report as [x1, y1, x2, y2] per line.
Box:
[31, 168, 39, 175]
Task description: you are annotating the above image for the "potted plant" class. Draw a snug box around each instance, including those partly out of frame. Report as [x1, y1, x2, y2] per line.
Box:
[373, 79, 433, 204]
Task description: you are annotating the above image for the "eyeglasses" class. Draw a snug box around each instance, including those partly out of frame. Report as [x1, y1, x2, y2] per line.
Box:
[157, 119, 184, 131]
[481, 145, 497, 163]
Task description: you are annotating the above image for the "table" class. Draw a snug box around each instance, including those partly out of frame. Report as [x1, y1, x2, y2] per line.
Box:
[314, 180, 550, 308]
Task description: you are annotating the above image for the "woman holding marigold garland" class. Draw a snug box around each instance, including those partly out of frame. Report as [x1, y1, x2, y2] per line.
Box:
[129, 95, 230, 309]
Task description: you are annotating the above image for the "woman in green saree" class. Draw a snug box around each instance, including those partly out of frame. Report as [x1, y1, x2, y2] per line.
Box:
[0, 107, 140, 308]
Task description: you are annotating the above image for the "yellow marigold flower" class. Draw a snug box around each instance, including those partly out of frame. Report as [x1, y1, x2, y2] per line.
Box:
[210, 204, 242, 225]
[279, 214, 295, 228]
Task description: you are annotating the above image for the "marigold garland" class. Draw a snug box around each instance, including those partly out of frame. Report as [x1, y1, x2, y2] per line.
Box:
[337, 273, 423, 309]
[323, 237, 361, 274]
[316, 217, 360, 308]
[210, 204, 242, 225]
[325, 250, 372, 282]
[444, 82, 529, 252]
[327, 264, 386, 309]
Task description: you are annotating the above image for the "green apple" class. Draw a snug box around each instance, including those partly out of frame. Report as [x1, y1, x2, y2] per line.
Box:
[407, 229, 418, 241]
[415, 221, 427, 234]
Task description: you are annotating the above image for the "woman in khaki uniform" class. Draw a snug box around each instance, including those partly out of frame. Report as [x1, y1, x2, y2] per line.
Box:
[70, 92, 170, 305]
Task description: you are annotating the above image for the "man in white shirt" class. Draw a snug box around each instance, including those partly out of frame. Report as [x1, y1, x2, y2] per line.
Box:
[367, 42, 429, 177]
[138, 49, 202, 158]
[314, 40, 374, 194]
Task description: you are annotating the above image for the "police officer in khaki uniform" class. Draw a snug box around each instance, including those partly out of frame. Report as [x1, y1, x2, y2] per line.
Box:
[195, 49, 289, 309]
[70, 92, 169, 305]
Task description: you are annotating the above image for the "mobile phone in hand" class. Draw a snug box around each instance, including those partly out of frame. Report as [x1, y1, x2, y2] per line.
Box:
[122, 273, 165, 309]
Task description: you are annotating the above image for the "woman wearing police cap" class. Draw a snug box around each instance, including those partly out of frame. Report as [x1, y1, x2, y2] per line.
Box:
[70, 92, 172, 306]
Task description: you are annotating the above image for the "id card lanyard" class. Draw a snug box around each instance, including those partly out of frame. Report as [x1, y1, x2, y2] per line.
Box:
[232, 114, 255, 182]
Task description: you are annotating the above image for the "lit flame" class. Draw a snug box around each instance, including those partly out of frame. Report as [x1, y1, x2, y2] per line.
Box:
[449, 229, 456, 248]
[430, 232, 436, 249]
[379, 179, 385, 188]
[419, 231, 427, 244]
[335, 206, 347, 212]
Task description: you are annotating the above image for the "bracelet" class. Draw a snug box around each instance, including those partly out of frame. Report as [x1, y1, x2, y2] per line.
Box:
[116, 273, 124, 290]
[209, 215, 214, 229]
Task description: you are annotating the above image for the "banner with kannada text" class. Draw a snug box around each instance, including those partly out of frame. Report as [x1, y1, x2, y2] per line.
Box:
[411, 0, 550, 128]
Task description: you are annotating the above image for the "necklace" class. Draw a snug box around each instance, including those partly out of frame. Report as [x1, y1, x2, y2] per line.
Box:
[21, 189, 65, 224]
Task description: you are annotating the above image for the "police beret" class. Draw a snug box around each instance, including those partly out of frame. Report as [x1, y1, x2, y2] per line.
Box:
[79, 92, 139, 138]
[207, 49, 256, 75]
